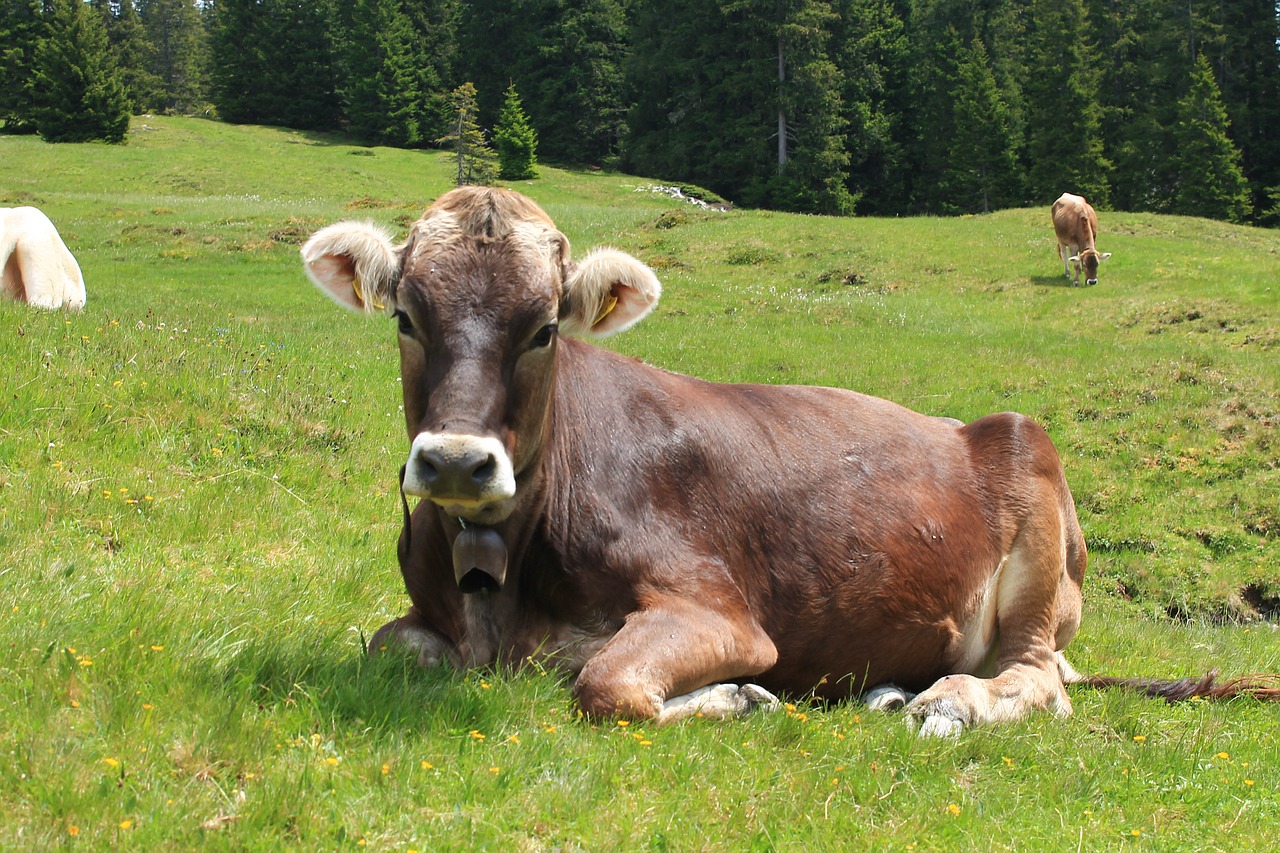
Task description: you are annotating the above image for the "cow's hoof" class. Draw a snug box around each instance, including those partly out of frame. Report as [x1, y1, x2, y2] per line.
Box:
[917, 714, 964, 738]
[864, 683, 916, 711]
[656, 683, 780, 724]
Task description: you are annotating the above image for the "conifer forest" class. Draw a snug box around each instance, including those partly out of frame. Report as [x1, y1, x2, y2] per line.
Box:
[2, 0, 1278, 224]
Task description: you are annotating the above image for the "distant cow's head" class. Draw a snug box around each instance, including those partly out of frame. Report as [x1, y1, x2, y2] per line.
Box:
[302, 187, 661, 525]
[1068, 247, 1111, 286]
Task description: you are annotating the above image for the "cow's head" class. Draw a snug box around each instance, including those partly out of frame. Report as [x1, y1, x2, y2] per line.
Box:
[1068, 247, 1111, 286]
[302, 187, 661, 528]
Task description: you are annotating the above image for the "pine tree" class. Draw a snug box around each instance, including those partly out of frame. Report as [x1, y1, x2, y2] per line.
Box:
[259, 0, 340, 131]
[337, 0, 428, 145]
[461, 0, 626, 166]
[493, 83, 537, 180]
[93, 0, 163, 115]
[0, 0, 49, 134]
[626, 0, 851, 214]
[831, 0, 910, 214]
[942, 37, 1022, 213]
[32, 0, 132, 143]
[1022, 0, 1110, 204]
[136, 0, 207, 113]
[438, 82, 496, 185]
[1172, 53, 1251, 223]
[210, 0, 269, 123]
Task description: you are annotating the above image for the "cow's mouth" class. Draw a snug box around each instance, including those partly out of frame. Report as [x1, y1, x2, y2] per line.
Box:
[452, 523, 508, 594]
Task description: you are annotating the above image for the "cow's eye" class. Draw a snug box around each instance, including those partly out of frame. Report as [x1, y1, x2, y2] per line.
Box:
[394, 309, 414, 336]
[530, 322, 557, 349]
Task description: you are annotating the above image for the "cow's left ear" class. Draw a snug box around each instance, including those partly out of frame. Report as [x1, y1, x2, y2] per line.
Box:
[561, 248, 661, 338]
[301, 221, 402, 315]
[1099, 252, 1112, 261]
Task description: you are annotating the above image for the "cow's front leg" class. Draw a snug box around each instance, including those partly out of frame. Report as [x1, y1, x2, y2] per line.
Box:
[572, 596, 779, 722]
[368, 607, 460, 669]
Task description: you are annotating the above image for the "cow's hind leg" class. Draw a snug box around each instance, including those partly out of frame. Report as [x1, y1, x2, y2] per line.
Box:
[904, 493, 1080, 736]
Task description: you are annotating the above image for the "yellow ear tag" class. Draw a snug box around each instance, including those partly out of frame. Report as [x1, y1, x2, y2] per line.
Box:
[593, 294, 619, 327]
[351, 275, 386, 312]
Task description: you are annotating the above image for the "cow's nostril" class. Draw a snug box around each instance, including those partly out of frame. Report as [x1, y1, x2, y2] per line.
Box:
[473, 455, 497, 484]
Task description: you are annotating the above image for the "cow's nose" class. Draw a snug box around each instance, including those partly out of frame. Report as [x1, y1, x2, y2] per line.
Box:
[401, 431, 517, 506]
[416, 445, 496, 497]
[1085, 278, 1098, 286]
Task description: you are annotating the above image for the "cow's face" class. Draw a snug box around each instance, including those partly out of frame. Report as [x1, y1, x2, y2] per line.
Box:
[302, 187, 661, 525]
[1068, 248, 1111, 286]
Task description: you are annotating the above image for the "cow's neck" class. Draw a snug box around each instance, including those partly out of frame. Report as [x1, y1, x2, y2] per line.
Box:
[439, 470, 551, 666]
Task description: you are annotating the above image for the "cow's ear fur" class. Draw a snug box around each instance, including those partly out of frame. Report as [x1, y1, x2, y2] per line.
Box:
[301, 222, 402, 315]
[561, 248, 661, 338]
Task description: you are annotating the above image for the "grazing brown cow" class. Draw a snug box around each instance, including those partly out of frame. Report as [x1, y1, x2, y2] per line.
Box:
[1052, 192, 1110, 286]
[1, 206, 86, 310]
[303, 187, 1277, 736]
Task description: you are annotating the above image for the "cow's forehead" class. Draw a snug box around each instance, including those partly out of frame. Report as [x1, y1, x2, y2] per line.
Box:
[400, 211, 563, 302]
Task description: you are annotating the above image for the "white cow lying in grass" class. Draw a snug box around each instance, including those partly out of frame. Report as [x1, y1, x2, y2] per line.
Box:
[1, 206, 87, 310]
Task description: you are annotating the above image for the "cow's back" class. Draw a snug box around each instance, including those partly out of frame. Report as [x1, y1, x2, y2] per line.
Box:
[1052, 193, 1096, 248]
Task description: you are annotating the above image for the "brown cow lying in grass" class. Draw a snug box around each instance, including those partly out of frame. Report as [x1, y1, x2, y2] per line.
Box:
[303, 187, 1276, 736]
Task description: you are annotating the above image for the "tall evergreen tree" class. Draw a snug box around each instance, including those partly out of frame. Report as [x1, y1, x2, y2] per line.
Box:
[337, 0, 429, 145]
[831, 0, 910, 214]
[136, 0, 207, 113]
[258, 0, 339, 131]
[32, 0, 132, 143]
[626, 0, 850, 214]
[439, 82, 496, 185]
[493, 83, 538, 180]
[209, 0, 269, 123]
[92, 0, 163, 114]
[941, 37, 1021, 213]
[462, 0, 628, 165]
[1172, 53, 1251, 223]
[0, 0, 49, 134]
[1022, 0, 1110, 204]
[1203, 0, 1280, 225]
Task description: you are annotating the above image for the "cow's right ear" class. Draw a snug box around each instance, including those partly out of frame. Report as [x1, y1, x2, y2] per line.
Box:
[301, 222, 402, 315]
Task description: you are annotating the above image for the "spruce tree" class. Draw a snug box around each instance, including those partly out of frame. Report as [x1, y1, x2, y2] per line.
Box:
[0, 0, 49, 134]
[461, 0, 626, 165]
[831, 0, 910, 214]
[136, 0, 208, 114]
[1022, 0, 1110, 204]
[32, 0, 132, 143]
[94, 0, 163, 115]
[337, 0, 427, 146]
[260, 0, 340, 131]
[210, 0, 269, 123]
[942, 38, 1022, 213]
[493, 83, 537, 180]
[438, 82, 496, 185]
[1173, 53, 1251, 223]
[626, 0, 851, 214]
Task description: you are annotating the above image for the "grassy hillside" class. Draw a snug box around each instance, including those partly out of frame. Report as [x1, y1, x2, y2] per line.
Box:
[1, 117, 1278, 849]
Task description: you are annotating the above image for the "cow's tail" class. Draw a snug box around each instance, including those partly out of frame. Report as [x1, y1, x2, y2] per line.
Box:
[1070, 671, 1280, 703]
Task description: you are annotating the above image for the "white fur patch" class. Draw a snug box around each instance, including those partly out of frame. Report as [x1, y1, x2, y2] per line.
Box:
[402, 431, 516, 505]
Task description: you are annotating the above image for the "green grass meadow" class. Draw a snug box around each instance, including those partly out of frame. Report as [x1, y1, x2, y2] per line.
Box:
[2, 117, 1279, 849]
